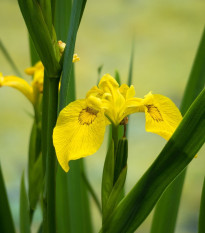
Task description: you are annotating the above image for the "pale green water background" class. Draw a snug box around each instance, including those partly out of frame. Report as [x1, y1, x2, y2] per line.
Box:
[0, 0, 205, 232]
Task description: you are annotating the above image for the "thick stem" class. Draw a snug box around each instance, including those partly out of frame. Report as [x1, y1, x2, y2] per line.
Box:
[42, 74, 59, 233]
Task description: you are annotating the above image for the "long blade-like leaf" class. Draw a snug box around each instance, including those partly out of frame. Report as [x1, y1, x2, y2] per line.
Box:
[100, 88, 205, 233]
[127, 38, 135, 86]
[0, 164, 15, 233]
[18, 0, 60, 77]
[59, 0, 87, 110]
[0, 40, 22, 76]
[29, 36, 40, 65]
[55, 0, 72, 42]
[20, 172, 31, 233]
[150, 27, 205, 233]
[198, 178, 205, 233]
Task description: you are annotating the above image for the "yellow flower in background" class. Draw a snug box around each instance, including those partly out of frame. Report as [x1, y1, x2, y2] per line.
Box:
[0, 53, 80, 106]
[53, 74, 182, 172]
[0, 62, 43, 105]
[25, 61, 44, 94]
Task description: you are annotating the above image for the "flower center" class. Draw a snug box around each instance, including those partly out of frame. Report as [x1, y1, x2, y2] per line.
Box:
[146, 105, 163, 122]
[78, 107, 98, 125]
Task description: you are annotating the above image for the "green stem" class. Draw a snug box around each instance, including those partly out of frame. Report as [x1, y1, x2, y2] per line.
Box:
[42, 74, 59, 233]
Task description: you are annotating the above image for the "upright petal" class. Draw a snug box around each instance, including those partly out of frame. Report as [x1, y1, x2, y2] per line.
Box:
[53, 99, 107, 172]
[143, 92, 182, 140]
[0, 74, 34, 104]
[25, 61, 44, 75]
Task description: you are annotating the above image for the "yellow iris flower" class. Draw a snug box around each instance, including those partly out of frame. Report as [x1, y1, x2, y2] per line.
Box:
[0, 61, 44, 106]
[53, 74, 182, 172]
[0, 53, 80, 106]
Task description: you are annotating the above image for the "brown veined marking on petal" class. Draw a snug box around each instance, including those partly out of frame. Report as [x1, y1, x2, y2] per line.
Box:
[78, 107, 98, 125]
[146, 104, 163, 122]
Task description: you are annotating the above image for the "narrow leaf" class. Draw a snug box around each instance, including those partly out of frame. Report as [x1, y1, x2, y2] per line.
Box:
[55, 0, 72, 42]
[115, 70, 121, 85]
[100, 88, 205, 233]
[198, 178, 205, 233]
[59, 0, 87, 110]
[66, 160, 93, 233]
[114, 137, 128, 184]
[29, 36, 40, 65]
[29, 155, 43, 211]
[0, 39, 22, 76]
[39, 0, 53, 35]
[127, 38, 135, 86]
[20, 172, 31, 233]
[0, 164, 15, 233]
[102, 140, 115, 215]
[103, 167, 127, 224]
[18, 0, 60, 77]
[97, 64, 103, 83]
[180, 27, 205, 115]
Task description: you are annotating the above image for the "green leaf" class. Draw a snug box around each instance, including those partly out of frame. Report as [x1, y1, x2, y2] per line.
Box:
[114, 137, 128, 184]
[115, 70, 121, 85]
[97, 65, 103, 83]
[29, 36, 40, 66]
[100, 88, 205, 233]
[0, 164, 15, 233]
[102, 140, 115, 216]
[17, 0, 60, 77]
[198, 178, 205, 233]
[150, 27, 205, 233]
[66, 159, 93, 233]
[56, 167, 71, 233]
[28, 121, 42, 220]
[29, 155, 43, 211]
[0, 39, 22, 77]
[20, 172, 31, 233]
[39, 0, 53, 35]
[103, 166, 127, 224]
[127, 39, 135, 86]
[28, 122, 41, 177]
[180, 27, 205, 115]
[103, 138, 128, 224]
[150, 172, 186, 233]
[59, 0, 87, 110]
[55, 0, 72, 42]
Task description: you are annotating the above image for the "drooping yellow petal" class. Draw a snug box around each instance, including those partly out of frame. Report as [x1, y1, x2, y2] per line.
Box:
[53, 99, 107, 172]
[0, 74, 34, 104]
[142, 92, 182, 140]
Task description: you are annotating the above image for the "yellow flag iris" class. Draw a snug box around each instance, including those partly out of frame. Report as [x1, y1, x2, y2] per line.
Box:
[53, 74, 182, 172]
[0, 61, 44, 106]
[0, 53, 80, 106]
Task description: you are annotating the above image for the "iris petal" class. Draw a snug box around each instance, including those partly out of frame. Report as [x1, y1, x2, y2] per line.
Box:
[53, 99, 107, 172]
[143, 93, 182, 140]
[0, 74, 34, 104]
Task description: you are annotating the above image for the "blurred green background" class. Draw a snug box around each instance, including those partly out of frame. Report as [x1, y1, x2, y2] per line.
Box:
[0, 0, 204, 232]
